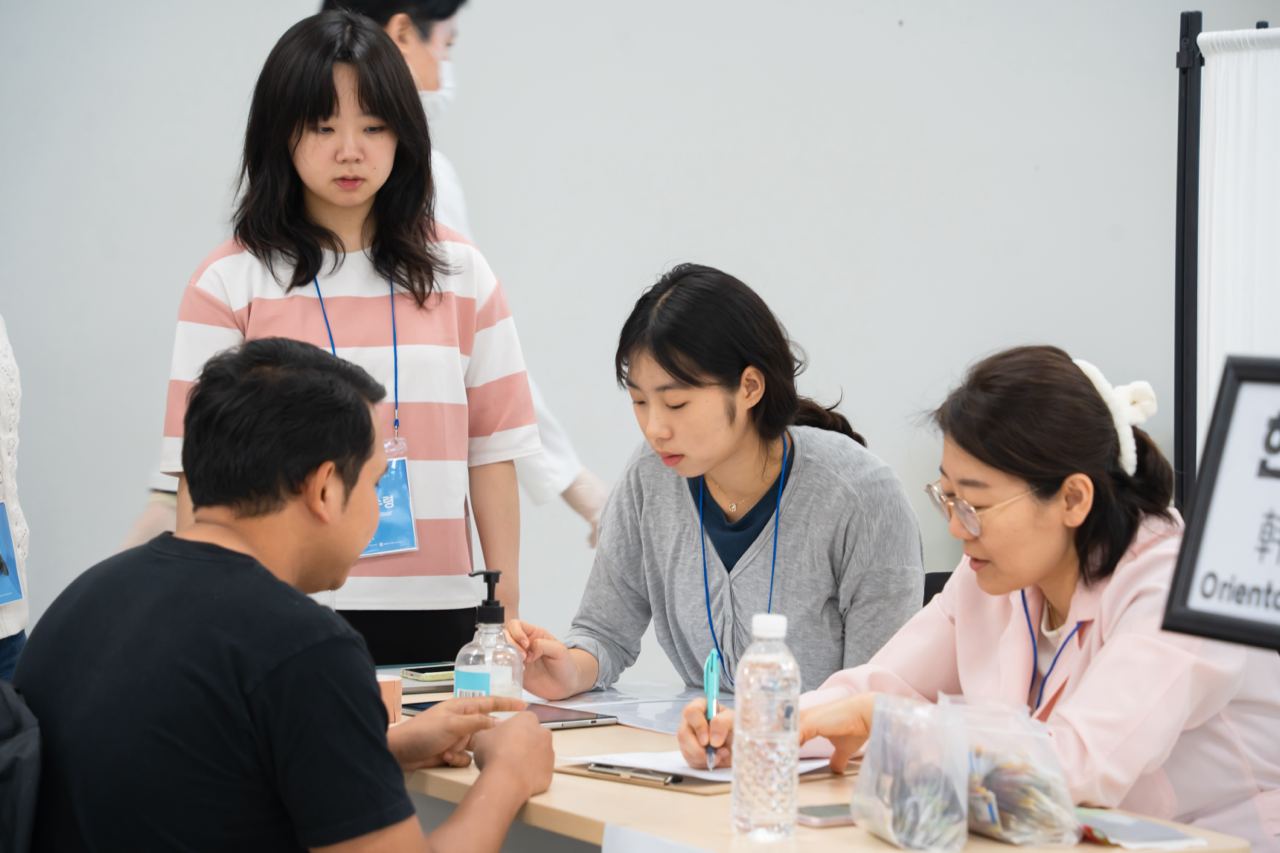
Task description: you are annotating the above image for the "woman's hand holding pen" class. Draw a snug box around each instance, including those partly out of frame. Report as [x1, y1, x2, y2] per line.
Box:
[677, 693, 878, 774]
[677, 698, 734, 769]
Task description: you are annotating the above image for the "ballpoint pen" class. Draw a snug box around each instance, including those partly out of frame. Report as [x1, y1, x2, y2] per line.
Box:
[703, 649, 720, 771]
[587, 763, 683, 785]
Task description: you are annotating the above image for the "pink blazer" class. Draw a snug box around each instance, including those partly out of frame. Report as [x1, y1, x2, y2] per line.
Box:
[807, 514, 1280, 847]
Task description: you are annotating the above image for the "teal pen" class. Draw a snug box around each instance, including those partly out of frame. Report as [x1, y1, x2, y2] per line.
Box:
[703, 650, 720, 771]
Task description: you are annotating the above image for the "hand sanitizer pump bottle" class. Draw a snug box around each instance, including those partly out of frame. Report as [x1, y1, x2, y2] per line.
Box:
[453, 570, 523, 707]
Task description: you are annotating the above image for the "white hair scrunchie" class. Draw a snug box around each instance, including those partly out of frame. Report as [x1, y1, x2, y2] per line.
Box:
[1072, 359, 1158, 476]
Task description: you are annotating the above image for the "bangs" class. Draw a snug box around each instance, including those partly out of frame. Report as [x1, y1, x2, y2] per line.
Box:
[292, 52, 342, 130]
[615, 273, 738, 391]
[235, 10, 442, 306]
[617, 333, 718, 390]
[264, 13, 424, 143]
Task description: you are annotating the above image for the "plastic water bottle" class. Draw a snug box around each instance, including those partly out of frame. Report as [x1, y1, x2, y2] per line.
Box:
[731, 613, 801, 840]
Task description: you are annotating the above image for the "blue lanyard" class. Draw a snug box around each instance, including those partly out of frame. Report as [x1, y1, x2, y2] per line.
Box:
[1020, 589, 1081, 712]
[313, 276, 400, 437]
[698, 433, 791, 674]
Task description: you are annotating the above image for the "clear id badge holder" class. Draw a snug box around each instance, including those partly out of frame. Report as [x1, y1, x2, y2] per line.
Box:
[361, 436, 419, 558]
[0, 502, 24, 605]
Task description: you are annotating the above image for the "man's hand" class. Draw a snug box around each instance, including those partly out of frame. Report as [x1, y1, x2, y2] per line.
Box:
[505, 619, 586, 700]
[798, 693, 876, 774]
[470, 712, 554, 800]
[388, 695, 526, 771]
[676, 698, 734, 769]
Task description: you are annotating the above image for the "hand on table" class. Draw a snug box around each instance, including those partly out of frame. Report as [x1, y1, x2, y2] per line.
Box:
[391, 695, 526, 771]
[798, 693, 876, 773]
[471, 711, 555, 799]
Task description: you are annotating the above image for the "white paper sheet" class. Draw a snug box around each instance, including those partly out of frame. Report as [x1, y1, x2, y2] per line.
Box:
[563, 750, 828, 783]
[528, 681, 700, 710]
[533, 683, 720, 734]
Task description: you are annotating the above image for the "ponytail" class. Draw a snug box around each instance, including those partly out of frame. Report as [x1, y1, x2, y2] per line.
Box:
[615, 264, 866, 446]
[1126, 428, 1175, 514]
[795, 397, 866, 446]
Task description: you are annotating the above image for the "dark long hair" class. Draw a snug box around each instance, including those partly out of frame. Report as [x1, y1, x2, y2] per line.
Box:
[615, 263, 864, 445]
[234, 10, 447, 306]
[933, 345, 1173, 584]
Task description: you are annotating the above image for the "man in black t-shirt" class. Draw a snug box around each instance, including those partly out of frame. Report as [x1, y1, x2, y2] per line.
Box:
[15, 338, 553, 852]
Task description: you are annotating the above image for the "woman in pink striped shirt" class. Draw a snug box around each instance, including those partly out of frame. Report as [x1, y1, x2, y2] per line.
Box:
[160, 11, 540, 664]
[679, 346, 1280, 846]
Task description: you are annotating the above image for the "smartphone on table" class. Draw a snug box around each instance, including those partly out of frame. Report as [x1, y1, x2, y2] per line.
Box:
[797, 803, 855, 827]
[400, 662, 454, 683]
[401, 700, 619, 730]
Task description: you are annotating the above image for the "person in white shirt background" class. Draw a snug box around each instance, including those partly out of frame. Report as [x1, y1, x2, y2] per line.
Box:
[0, 313, 30, 681]
[123, 0, 607, 549]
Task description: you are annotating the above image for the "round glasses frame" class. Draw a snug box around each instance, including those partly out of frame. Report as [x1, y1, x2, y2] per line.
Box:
[924, 480, 1034, 537]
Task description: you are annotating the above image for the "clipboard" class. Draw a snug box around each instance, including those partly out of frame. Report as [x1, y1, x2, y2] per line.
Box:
[555, 760, 851, 797]
[556, 761, 730, 795]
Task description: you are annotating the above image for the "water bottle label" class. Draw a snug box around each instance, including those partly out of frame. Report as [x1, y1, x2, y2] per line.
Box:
[454, 669, 491, 698]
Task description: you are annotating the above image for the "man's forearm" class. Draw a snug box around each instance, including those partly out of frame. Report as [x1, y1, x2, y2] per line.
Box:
[426, 767, 529, 853]
[386, 724, 431, 772]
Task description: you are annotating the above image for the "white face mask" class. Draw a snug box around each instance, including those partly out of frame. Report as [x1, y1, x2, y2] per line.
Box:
[419, 59, 456, 125]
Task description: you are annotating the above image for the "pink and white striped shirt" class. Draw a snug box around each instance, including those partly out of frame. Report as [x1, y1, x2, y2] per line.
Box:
[160, 229, 539, 611]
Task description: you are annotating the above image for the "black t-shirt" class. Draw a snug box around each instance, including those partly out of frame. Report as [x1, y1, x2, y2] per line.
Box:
[14, 534, 413, 851]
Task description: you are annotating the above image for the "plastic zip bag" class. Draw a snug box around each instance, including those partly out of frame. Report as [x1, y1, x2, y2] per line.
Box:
[850, 695, 968, 852]
[949, 699, 1081, 846]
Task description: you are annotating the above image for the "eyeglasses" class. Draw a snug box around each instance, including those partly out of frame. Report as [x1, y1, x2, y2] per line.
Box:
[924, 480, 1033, 537]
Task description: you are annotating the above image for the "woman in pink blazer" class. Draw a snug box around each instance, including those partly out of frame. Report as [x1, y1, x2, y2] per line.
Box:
[679, 346, 1280, 847]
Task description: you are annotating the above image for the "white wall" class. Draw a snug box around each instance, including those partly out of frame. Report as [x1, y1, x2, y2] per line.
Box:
[2, 1, 1274, 683]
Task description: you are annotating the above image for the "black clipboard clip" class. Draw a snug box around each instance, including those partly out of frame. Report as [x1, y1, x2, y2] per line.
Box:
[586, 762, 684, 786]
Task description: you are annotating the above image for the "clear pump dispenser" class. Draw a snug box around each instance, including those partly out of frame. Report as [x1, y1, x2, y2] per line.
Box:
[453, 570, 523, 707]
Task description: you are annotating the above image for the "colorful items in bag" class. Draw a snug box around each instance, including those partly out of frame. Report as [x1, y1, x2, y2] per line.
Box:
[950, 698, 1081, 846]
[969, 747, 1080, 845]
[851, 696, 968, 852]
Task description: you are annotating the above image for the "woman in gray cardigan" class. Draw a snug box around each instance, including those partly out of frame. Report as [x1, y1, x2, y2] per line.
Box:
[508, 264, 923, 696]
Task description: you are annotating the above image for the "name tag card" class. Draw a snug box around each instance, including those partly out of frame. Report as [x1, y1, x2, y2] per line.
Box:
[1165, 356, 1280, 651]
[0, 502, 23, 605]
[361, 438, 419, 559]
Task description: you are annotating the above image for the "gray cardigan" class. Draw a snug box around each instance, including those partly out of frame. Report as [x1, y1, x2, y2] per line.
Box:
[564, 426, 923, 692]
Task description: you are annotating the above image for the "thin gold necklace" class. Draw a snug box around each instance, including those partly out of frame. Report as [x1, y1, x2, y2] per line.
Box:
[705, 474, 749, 514]
[706, 448, 783, 514]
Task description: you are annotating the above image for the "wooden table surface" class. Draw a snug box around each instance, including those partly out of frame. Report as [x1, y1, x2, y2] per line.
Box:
[404, 723, 1250, 851]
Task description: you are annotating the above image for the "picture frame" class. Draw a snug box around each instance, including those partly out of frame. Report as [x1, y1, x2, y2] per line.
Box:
[1163, 356, 1280, 651]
